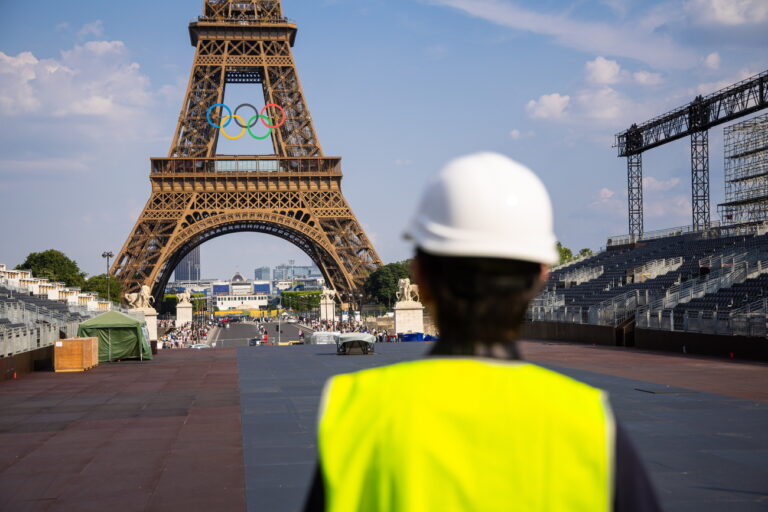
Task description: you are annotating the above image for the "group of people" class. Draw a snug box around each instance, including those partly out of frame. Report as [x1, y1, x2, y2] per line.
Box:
[304, 319, 368, 334]
[159, 321, 212, 349]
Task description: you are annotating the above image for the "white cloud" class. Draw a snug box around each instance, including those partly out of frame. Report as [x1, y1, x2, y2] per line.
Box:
[590, 182, 690, 223]
[77, 20, 104, 39]
[589, 187, 624, 215]
[0, 42, 152, 121]
[509, 129, 534, 140]
[704, 52, 720, 70]
[575, 87, 620, 120]
[574, 87, 633, 121]
[693, 68, 756, 96]
[600, 0, 629, 17]
[0, 40, 169, 179]
[585, 56, 621, 85]
[685, 0, 768, 26]
[426, 0, 697, 68]
[643, 176, 680, 192]
[584, 57, 663, 87]
[633, 70, 663, 86]
[645, 195, 691, 219]
[526, 93, 570, 119]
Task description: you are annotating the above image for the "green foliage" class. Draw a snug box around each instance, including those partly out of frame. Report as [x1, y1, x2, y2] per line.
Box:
[192, 293, 206, 313]
[82, 274, 123, 302]
[556, 243, 594, 266]
[159, 294, 178, 316]
[556, 242, 573, 266]
[281, 291, 321, 312]
[159, 293, 207, 315]
[16, 249, 86, 288]
[363, 260, 412, 306]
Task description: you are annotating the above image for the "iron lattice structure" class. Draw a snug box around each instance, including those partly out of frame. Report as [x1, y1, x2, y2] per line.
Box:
[112, 0, 382, 301]
[718, 113, 768, 226]
[616, 70, 768, 238]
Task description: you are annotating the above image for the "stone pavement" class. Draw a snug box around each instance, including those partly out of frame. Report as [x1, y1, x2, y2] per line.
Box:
[237, 342, 768, 512]
[0, 340, 766, 511]
[0, 349, 245, 512]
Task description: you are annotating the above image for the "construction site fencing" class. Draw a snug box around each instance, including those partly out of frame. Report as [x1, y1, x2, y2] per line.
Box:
[558, 266, 604, 287]
[0, 322, 59, 358]
[588, 289, 655, 326]
[528, 306, 587, 324]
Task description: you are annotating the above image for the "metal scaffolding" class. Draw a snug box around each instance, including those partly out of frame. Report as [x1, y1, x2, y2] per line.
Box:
[718, 113, 768, 226]
[616, 69, 768, 238]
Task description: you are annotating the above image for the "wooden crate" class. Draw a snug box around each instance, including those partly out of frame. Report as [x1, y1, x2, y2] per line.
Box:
[54, 338, 99, 373]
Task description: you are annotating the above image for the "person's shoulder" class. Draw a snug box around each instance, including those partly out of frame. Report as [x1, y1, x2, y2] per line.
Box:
[518, 363, 603, 394]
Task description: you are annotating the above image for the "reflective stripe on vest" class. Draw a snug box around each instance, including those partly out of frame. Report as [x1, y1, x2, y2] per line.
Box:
[318, 358, 614, 512]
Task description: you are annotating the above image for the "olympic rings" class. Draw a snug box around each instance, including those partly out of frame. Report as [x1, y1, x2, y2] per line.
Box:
[260, 104, 286, 129]
[219, 115, 247, 140]
[206, 103, 287, 136]
[207, 103, 232, 129]
[247, 115, 273, 140]
[234, 104, 259, 128]
[219, 114, 274, 140]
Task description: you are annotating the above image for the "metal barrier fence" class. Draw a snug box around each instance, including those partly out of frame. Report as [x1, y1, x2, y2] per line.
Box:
[636, 299, 768, 337]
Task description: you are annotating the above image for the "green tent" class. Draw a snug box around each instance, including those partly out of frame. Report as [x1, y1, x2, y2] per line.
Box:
[77, 311, 153, 362]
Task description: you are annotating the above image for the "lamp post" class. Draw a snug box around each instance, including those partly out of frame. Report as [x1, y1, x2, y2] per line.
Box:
[278, 294, 283, 345]
[101, 251, 114, 305]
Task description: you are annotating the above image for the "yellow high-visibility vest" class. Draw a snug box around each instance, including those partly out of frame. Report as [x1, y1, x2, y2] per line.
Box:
[318, 358, 614, 512]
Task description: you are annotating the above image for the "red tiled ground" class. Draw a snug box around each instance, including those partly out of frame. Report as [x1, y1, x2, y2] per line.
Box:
[520, 340, 768, 402]
[0, 349, 245, 512]
[2, 340, 767, 512]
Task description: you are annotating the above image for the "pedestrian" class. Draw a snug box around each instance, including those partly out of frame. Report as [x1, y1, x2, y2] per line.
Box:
[303, 153, 661, 511]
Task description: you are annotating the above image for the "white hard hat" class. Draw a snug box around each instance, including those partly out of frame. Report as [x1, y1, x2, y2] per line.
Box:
[404, 152, 559, 265]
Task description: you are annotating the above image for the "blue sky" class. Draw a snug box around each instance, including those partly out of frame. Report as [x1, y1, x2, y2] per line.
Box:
[1, 0, 767, 280]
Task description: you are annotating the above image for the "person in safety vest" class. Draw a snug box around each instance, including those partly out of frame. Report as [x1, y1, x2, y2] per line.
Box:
[303, 153, 662, 512]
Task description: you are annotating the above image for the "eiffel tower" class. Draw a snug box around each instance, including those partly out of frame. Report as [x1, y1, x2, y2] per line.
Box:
[112, 0, 382, 302]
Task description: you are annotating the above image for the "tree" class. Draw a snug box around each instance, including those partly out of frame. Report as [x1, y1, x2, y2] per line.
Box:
[281, 291, 321, 312]
[83, 274, 123, 302]
[363, 260, 412, 306]
[16, 249, 86, 288]
[556, 242, 573, 266]
[578, 248, 594, 258]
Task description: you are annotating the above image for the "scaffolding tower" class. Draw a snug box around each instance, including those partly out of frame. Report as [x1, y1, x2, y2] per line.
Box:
[718, 113, 768, 226]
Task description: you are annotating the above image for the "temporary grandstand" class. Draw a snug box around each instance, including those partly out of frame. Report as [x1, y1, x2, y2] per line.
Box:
[527, 216, 768, 358]
[0, 263, 131, 378]
[527, 71, 768, 359]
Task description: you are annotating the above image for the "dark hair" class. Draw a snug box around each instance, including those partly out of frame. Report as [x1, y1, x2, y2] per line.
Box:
[416, 249, 542, 356]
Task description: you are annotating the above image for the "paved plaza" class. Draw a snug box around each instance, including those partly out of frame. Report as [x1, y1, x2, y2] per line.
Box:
[0, 333, 766, 511]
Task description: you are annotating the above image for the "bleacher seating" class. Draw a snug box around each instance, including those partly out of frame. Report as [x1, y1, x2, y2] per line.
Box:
[531, 229, 768, 336]
[0, 266, 113, 358]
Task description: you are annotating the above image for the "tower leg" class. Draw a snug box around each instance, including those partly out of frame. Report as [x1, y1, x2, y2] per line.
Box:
[691, 130, 711, 231]
[628, 153, 643, 239]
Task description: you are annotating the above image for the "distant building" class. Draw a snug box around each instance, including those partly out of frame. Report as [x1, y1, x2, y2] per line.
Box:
[213, 294, 268, 311]
[253, 280, 271, 295]
[230, 272, 251, 296]
[273, 263, 321, 282]
[254, 266, 271, 281]
[175, 247, 201, 282]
